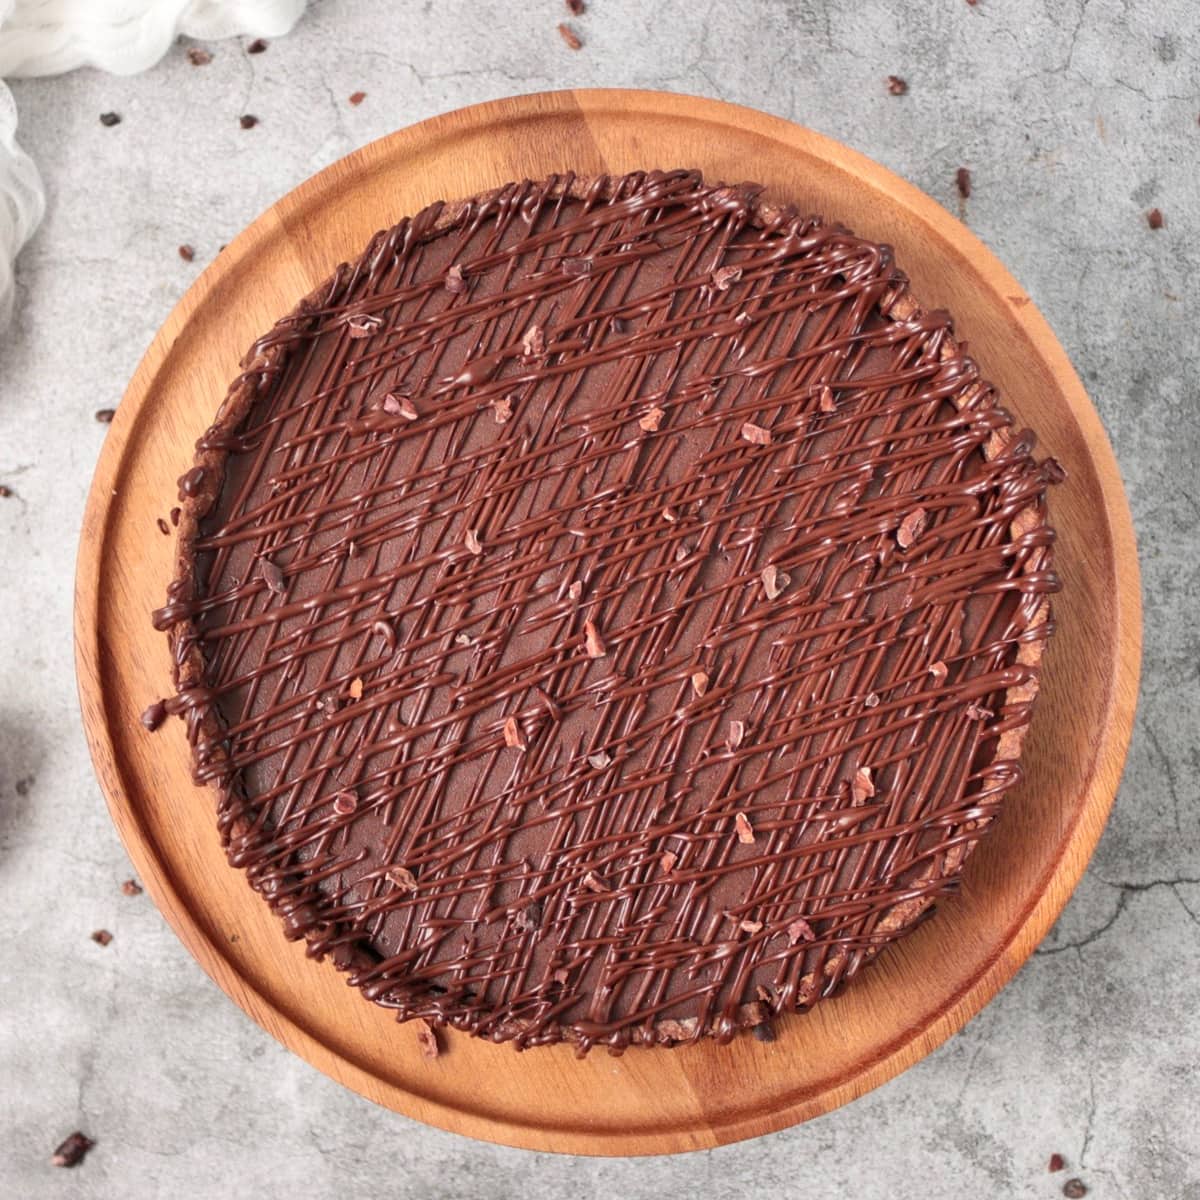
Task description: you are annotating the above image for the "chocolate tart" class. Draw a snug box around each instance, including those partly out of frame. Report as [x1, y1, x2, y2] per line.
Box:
[153, 170, 1060, 1054]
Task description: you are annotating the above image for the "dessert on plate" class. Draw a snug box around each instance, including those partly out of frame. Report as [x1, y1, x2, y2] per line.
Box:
[152, 169, 1060, 1054]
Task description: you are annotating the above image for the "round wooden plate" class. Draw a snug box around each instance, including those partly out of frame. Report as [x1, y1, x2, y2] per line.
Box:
[75, 90, 1140, 1156]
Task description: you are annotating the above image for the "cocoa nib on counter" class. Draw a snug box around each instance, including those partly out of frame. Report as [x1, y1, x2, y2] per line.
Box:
[51, 1131, 94, 1168]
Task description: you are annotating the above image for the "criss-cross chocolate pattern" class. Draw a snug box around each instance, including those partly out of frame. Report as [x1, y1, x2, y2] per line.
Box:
[155, 171, 1059, 1052]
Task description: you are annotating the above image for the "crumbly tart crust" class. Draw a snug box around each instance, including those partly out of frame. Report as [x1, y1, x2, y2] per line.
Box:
[153, 170, 1061, 1054]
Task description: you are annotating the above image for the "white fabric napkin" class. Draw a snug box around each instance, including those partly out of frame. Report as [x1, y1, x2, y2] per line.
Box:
[0, 0, 308, 328]
[0, 68, 40, 327]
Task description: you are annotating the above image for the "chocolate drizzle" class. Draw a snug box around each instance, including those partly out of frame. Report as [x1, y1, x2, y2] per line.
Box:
[153, 170, 1060, 1054]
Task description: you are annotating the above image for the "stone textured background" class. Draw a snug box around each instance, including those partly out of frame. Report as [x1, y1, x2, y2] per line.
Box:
[1, 1, 1197, 1196]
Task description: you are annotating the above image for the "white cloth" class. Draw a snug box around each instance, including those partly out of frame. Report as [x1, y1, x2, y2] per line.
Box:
[0, 0, 308, 328]
[0, 74, 41, 327]
[0, 0, 307, 77]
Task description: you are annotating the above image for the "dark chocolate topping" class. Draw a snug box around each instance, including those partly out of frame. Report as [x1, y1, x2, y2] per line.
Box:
[154, 170, 1059, 1053]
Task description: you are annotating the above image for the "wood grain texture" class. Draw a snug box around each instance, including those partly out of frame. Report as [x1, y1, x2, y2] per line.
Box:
[74, 90, 1141, 1156]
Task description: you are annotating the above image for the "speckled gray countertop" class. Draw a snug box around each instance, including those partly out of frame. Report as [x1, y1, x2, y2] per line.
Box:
[1, 2, 1197, 1196]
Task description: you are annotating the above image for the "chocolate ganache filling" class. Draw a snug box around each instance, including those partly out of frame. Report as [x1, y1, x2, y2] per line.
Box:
[153, 170, 1060, 1053]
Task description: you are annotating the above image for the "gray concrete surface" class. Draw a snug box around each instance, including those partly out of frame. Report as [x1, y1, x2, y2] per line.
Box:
[1, 1, 1197, 1196]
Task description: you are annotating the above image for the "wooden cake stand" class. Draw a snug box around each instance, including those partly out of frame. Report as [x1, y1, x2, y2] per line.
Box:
[75, 90, 1141, 1155]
